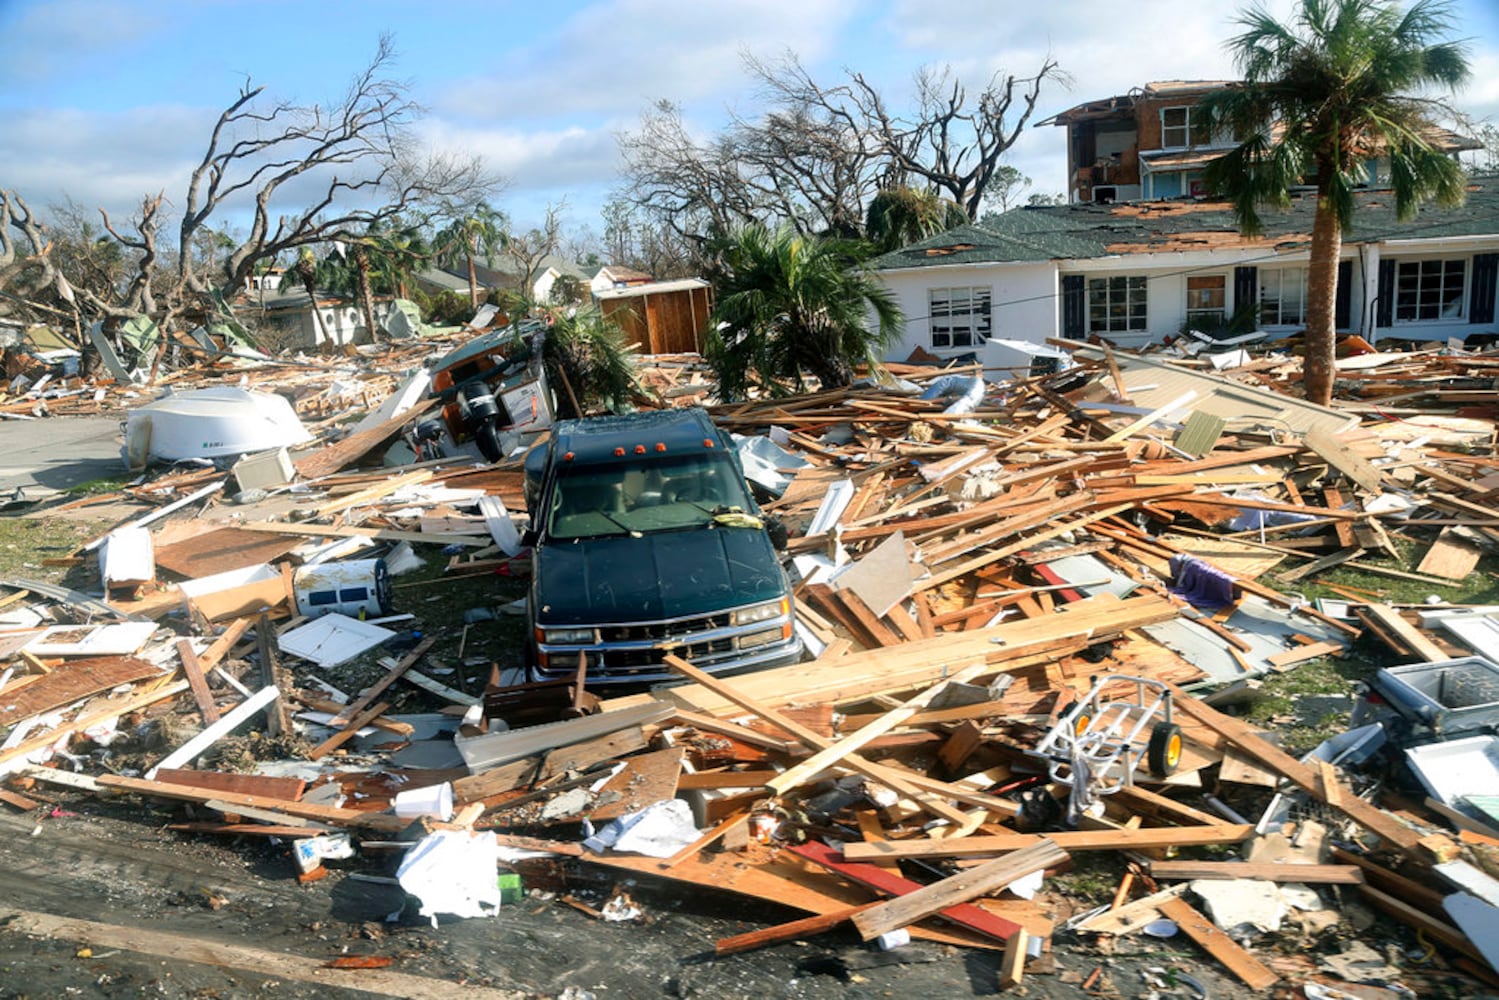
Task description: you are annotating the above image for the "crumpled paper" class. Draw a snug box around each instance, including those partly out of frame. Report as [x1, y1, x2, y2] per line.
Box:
[582, 799, 700, 858]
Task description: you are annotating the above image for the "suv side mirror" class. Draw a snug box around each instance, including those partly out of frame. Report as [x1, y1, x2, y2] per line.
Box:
[521, 528, 539, 548]
[765, 516, 789, 552]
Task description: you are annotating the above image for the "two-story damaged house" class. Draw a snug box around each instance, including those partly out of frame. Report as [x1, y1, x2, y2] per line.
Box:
[873, 81, 1493, 367]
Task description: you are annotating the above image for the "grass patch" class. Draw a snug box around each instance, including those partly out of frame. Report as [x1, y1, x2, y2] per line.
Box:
[0, 514, 112, 585]
[63, 476, 134, 497]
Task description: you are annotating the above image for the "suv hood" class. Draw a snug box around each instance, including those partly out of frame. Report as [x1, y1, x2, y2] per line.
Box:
[534, 527, 785, 624]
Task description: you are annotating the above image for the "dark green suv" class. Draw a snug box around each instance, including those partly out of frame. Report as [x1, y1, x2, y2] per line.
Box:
[524, 407, 803, 686]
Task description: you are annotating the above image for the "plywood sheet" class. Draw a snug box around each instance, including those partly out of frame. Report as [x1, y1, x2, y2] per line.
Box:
[154, 527, 300, 579]
[0, 656, 162, 725]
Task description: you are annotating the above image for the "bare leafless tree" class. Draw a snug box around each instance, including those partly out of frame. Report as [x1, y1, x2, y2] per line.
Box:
[616, 51, 1067, 256]
[503, 200, 566, 301]
[2, 35, 498, 364]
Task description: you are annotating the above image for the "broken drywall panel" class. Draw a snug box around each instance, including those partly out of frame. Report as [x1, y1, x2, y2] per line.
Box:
[23, 622, 159, 658]
[277, 614, 394, 668]
[828, 531, 913, 618]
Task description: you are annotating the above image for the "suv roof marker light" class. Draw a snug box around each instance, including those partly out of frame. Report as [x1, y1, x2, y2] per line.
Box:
[563, 451, 575, 461]
[703, 439, 714, 448]
[656, 443, 667, 452]
[613, 447, 625, 457]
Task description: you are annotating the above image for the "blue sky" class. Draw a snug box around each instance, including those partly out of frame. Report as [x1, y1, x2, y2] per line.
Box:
[2, 0, 1496, 248]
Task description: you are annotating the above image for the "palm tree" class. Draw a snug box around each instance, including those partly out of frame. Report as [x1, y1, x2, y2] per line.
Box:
[865, 186, 968, 253]
[435, 202, 509, 309]
[707, 226, 903, 398]
[540, 307, 641, 418]
[294, 247, 330, 345]
[1200, 0, 1470, 404]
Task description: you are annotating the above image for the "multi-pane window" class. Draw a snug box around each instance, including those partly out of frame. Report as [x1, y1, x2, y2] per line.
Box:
[1185, 275, 1227, 331]
[1395, 259, 1466, 321]
[1260, 268, 1307, 326]
[1161, 106, 1211, 149]
[929, 286, 992, 348]
[1087, 276, 1148, 333]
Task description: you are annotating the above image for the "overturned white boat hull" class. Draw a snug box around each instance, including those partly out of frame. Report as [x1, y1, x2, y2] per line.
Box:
[123, 387, 312, 468]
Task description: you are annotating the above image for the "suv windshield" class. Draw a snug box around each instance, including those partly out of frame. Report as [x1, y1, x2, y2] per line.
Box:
[546, 451, 755, 540]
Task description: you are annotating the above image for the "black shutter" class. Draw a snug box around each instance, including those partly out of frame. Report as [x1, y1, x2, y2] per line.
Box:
[1470, 253, 1498, 325]
[1234, 266, 1257, 320]
[1062, 274, 1085, 337]
[1376, 259, 1396, 329]
[1335, 260, 1352, 329]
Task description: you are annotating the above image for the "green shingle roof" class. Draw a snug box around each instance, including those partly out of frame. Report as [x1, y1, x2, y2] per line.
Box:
[872, 179, 1499, 271]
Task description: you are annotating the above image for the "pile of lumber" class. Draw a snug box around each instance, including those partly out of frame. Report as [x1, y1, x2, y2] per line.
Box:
[5, 337, 1499, 994]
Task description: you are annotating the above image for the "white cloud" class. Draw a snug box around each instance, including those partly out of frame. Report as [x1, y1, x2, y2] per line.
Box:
[0, 0, 162, 86]
[433, 0, 859, 123]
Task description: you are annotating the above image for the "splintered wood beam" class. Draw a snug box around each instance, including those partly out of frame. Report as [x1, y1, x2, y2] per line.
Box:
[328, 635, 436, 728]
[715, 902, 879, 957]
[175, 639, 221, 724]
[766, 661, 991, 796]
[1157, 895, 1279, 991]
[663, 655, 974, 828]
[841, 825, 1255, 861]
[307, 701, 391, 760]
[850, 839, 1068, 942]
[790, 840, 1023, 944]
[1148, 861, 1363, 884]
[92, 773, 407, 831]
[1169, 688, 1421, 852]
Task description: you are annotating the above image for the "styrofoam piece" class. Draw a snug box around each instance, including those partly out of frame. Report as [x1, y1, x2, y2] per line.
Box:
[277, 614, 394, 668]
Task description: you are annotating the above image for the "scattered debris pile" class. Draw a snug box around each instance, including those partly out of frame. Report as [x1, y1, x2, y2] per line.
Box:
[4, 335, 1499, 995]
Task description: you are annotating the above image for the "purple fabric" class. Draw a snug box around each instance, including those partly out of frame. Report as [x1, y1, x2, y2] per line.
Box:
[1169, 554, 1238, 610]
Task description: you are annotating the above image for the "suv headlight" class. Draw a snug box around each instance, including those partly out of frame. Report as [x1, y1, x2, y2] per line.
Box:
[540, 626, 596, 645]
[732, 598, 788, 626]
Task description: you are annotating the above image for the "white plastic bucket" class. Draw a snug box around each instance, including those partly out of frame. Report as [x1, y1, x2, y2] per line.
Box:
[393, 781, 454, 821]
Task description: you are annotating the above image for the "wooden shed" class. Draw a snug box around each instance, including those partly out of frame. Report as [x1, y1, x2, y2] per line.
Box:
[597, 278, 713, 355]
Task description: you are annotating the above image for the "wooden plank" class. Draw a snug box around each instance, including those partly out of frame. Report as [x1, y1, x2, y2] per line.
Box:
[153, 527, 299, 579]
[198, 617, 254, 671]
[0, 681, 189, 774]
[1148, 861, 1363, 884]
[1304, 427, 1383, 494]
[146, 686, 281, 777]
[766, 661, 990, 795]
[1417, 528, 1484, 581]
[153, 767, 305, 802]
[90, 773, 407, 831]
[175, 639, 221, 724]
[451, 726, 649, 805]
[715, 903, 879, 956]
[1112, 784, 1233, 828]
[0, 656, 161, 726]
[238, 519, 489, 548]
[1267, 640, 1345, 668]
[790, 840, 1023, 944]
[307, 700, 390, 760]
[851, 839, 1067, 941]
[1171, 688, 1421, 851]
[1357, 885, 1486, 964]
[998, 927, 1030, 991]
[842, 825, 1254, 861]
[328, 636, 436, 727]
[1157, 895, 1279, 990]
[662, 655, 974, 828]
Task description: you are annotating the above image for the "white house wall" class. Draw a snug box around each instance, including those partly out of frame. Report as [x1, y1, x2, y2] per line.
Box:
[879, 262, 1057, 363]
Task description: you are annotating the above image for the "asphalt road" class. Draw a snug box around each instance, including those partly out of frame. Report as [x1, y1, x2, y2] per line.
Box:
[0, 414, 124, 499]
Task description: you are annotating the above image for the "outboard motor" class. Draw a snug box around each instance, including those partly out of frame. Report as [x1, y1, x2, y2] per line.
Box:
[456, 379, 506, 461]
